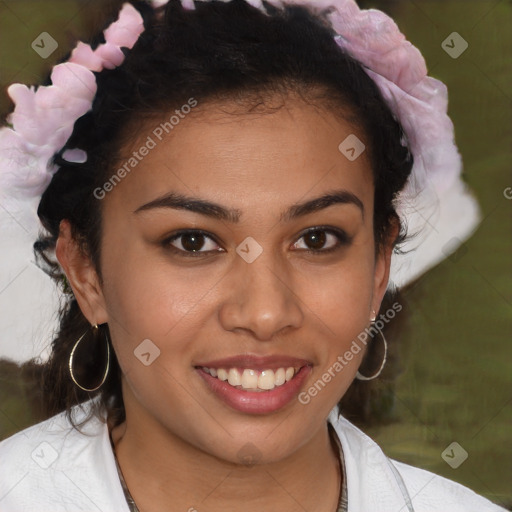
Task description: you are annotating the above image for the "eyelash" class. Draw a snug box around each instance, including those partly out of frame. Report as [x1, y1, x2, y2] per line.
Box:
[161, 227, 351, 258]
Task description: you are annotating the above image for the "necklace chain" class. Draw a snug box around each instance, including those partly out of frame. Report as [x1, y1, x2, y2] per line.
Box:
[110, 425, 347, 512]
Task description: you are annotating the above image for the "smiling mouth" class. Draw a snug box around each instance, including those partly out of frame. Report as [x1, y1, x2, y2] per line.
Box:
[197, 366, 304, 392]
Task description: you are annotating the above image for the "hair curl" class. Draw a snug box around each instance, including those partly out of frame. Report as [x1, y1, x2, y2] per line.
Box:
[15, 0, 414, 432]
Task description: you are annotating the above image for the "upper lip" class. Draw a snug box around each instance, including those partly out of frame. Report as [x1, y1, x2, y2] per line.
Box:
[195, 354, 312, 371]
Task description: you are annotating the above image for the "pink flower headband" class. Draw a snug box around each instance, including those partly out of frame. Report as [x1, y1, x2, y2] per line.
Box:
[0, 0, 480, 289]
[0, 3, 144, 201]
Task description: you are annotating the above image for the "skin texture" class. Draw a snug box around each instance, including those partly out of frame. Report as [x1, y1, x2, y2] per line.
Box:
[56, 94, 398, 512]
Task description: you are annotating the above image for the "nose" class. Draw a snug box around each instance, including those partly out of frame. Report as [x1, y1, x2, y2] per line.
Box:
[218, 253, 304, 341]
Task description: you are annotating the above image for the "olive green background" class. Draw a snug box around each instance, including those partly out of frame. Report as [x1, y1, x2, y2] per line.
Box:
[0, 0, 510, 508]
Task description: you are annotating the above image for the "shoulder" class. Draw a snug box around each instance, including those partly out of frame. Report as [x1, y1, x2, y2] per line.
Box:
[0, 399, 103, 468]
[327, 406, 508, 512]
[0, 398, 128, 512]
[389, 458, 508, 512]
[0, 399, 96, 448]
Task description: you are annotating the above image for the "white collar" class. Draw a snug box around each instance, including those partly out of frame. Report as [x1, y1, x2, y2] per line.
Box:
[327, 405, 415, 512]
[2, 396, 508, 511]
[0, 397, 420, 512]
[0, 398, 420, 511]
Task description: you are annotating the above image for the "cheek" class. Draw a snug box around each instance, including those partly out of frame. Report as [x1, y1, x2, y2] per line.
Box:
[298, 241, 375, 331]
[100, 232, 213, 334]
[99, 249, 237, 402]
[100, 214, 376, 369]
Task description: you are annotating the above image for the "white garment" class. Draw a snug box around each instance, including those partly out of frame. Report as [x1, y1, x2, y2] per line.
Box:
[0, 398, 507, 512]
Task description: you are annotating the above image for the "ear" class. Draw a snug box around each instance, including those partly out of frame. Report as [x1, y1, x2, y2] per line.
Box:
[55, 219, 109, 325]
[371, 217, 399, 316]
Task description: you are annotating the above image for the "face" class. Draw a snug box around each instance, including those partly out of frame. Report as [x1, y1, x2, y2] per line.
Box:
[58, 94, 394, 464]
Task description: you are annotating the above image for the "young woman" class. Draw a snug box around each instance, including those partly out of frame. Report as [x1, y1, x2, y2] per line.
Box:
[0, 1, 506, 511]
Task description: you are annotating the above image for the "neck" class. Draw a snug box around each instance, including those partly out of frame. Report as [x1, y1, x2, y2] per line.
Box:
[109, 394, 342, 512]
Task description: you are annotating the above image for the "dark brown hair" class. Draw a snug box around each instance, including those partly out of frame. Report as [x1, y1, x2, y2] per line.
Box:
[15, 0, 413, 432]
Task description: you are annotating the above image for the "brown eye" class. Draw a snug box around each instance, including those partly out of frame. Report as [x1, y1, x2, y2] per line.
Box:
[163, 230, 223, 256]
[293, 227, 351, 254]
[181, 232, 206, 252]
[303, 230, 327, 250]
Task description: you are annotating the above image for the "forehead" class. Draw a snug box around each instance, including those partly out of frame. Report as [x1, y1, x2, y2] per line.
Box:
[104, 96, 374, 219]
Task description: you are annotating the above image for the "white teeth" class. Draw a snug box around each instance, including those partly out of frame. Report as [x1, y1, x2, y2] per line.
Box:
[274, 368, 286, 386]
[258, 370, 275, 390]
[217, 368, 228, 381]
[241, 369, 258, 390]
[203, 366, 300, 391]
[228, 368, 241, 386]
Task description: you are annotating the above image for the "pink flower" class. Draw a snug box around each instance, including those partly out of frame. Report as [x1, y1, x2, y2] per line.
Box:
[0, 128, 55, 198]
[7, 63, 96, 148]
[0, 3, 144, 200]
[0, 62, 96, 198]
[70, 3, 144, 71]
[324, 0, 461, 196]
[103, 3, 145, 47]
[268, 0, 460, 196]
[329, 3, 427, 91]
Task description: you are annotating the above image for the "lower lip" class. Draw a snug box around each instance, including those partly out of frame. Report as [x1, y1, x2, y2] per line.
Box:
[196, 366, 312, 415]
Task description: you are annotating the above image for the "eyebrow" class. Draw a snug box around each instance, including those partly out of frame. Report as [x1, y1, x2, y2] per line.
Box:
[134, 189, 364, 222]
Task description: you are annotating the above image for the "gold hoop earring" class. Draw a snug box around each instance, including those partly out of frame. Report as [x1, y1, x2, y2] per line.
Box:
[69, 323, 111, 392]
[356, 313, 388, 381]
